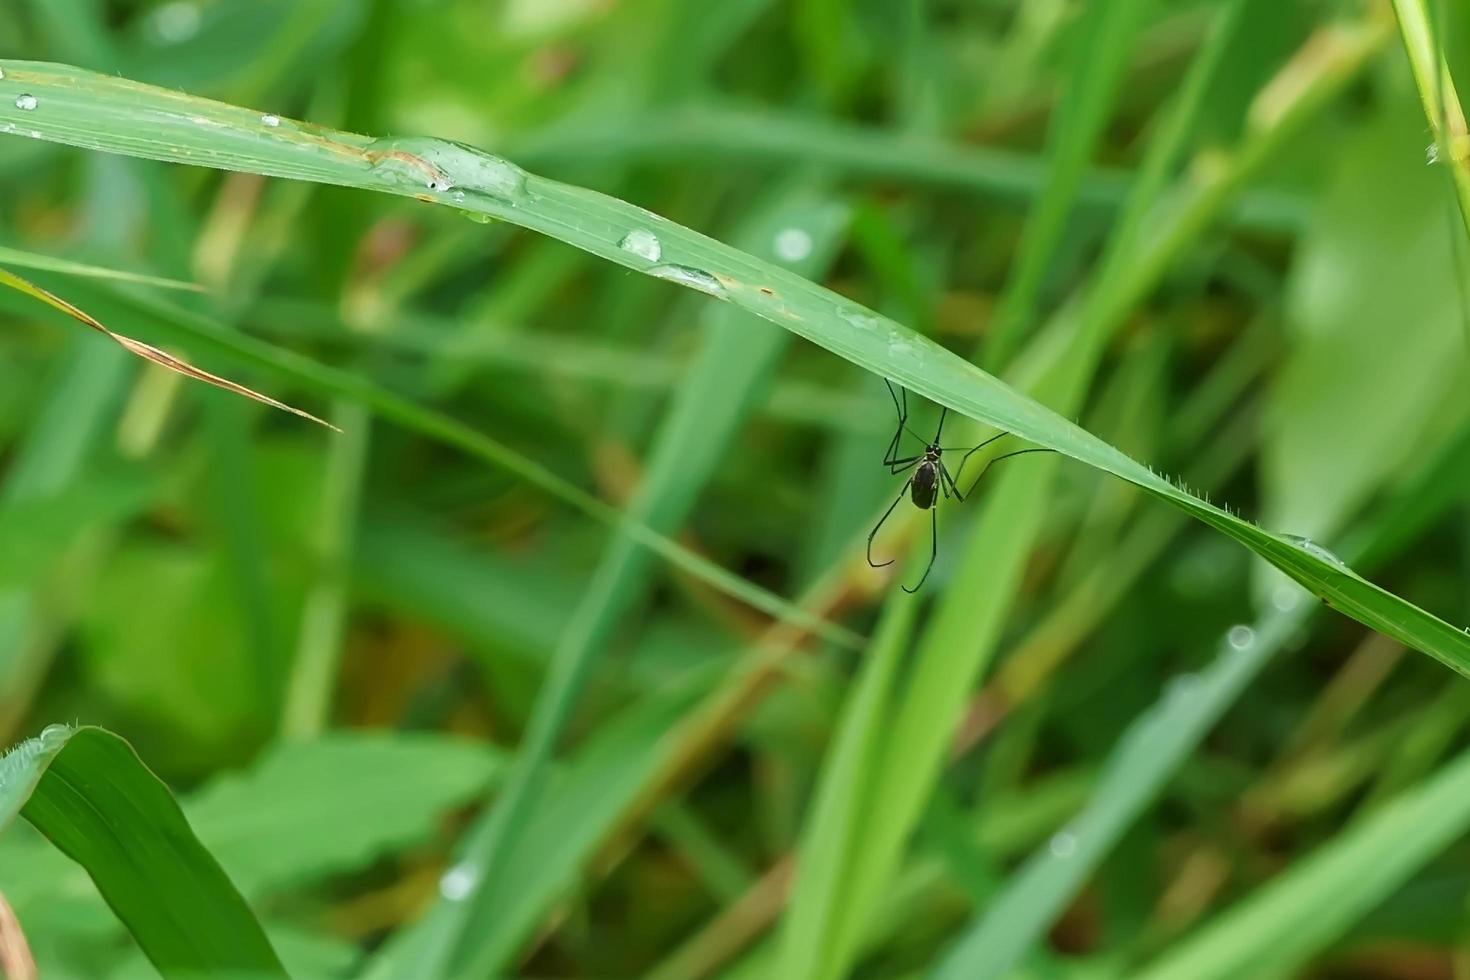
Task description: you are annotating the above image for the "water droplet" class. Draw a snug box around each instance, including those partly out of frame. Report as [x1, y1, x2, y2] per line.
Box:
[839, 308, 884, 333]
[1049, 831, 1078, 858]
[1167, 672, 1200, 702]
[648, 264, 726, 298]
[773, 227, 813, 263]
[1226, 624, 1255, 650]
[619, 228, 662, 263]
[14, 94, 37, 112]
[0, 67, 6, 81]
[438, 863, 478, 901]
[1281, 534, 1348, 568]
[261, 114, 280, 128]
[150, 1, 202, 43]
[366, 137, 528, 202]
[887, 335, 915, 357]
[460, 210, 495, 224]
[1271, 584, 1302, 612]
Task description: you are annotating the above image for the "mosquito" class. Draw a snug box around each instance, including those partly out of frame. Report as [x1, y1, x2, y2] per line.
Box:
[867, 379, 1054, 593]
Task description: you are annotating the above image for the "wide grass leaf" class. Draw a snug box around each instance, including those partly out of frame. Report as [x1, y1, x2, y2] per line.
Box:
[0, 725, 285, 978]
[0, 60, 1467, 674]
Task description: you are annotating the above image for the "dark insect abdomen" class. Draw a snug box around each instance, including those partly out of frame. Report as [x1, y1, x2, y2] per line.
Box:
[911, 462, 938, 509]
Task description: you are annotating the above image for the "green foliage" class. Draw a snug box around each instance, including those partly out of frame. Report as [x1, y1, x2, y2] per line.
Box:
[0, 726, 286, 978]
[2, 3, 1470, 979]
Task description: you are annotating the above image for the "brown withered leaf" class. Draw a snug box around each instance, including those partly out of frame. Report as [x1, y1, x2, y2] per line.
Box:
[0, 266, 339, 432]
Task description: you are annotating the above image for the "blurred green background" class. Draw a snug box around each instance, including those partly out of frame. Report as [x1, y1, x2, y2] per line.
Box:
[2, 0, 1470, 978]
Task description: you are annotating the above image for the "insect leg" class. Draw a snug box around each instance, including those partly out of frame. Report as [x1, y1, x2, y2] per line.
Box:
[939, 461, 964, 502]
[949, 431, 1010, 483]
[903, 507, 939, 593]
[867, 477, 913, 568]
[961, 447, 1057, 497]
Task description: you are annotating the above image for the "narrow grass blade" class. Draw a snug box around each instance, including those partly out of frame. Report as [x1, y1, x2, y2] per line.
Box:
[0, 245, 202, 292]
[1, 56, 1466, 676]
[44, 280, 863, 652]
[815, 6, 1252, 973]
[983, 0, 1154, 366]
[927, 414, 1470, 980]
[775, 588, 919, 979]
[397, 186, 851, 979]
[1134, 742, 1470, 980]
[0, 726, 285, 978]
[1391, 0, 1470, 242]
[0, 266, 335, 430]
[363, 664, 720, 979]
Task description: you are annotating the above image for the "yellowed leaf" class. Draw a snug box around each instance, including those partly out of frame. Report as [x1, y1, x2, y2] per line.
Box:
[0, 267, 339, 432]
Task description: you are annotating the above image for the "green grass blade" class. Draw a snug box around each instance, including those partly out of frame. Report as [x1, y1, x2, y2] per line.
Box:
[928, 612, 1300, 980]
[1134, 742, 1470, 980]
[2, 57, 1467, 676]
[775, 588, 919, 980]
[810, 5, 1254, 972]
[983, 0, 1154, 367]
[0, 245, 201, 291]
[396, 185, 851, 978]
[0, 725, 286, 978]
[40, 279, 862, 653]
[1391, 0, 1470, 242]
[366, 664, 722, 980]
[926, 414, 1470, 980]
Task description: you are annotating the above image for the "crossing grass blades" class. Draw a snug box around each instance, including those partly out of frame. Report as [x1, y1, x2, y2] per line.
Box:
[868, 380, 1055, 592]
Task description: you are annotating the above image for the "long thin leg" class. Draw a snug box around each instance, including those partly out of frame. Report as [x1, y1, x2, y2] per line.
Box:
[938, 460, 964, 501]
[902, 507, 939, 593]
[882, 386, 905, 467]
[867, 477, 913, 568]
[889, 455, 923, 476]
[935, 406, 948, 445]
[949, 431, 1009, 479]
[885, 378, 905, 422]
[884, 379, 930, 449]
[960, 447, 1057, 497]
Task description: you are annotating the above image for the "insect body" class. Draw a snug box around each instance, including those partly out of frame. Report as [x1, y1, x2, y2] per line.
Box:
[910, 448, 940, 510]
[868, 380, 1053, 593]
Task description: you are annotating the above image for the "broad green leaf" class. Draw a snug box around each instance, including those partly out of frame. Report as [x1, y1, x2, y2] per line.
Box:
[1264, 105, 1466, 542]
[0, 59, 1466, 676]
[3, 732, 505, 975]
[186, 731, 503, 898]
[0, 725, 285, 978]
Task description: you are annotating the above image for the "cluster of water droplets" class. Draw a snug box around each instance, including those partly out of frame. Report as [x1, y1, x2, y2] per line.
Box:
[612, 223, 733, 299]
